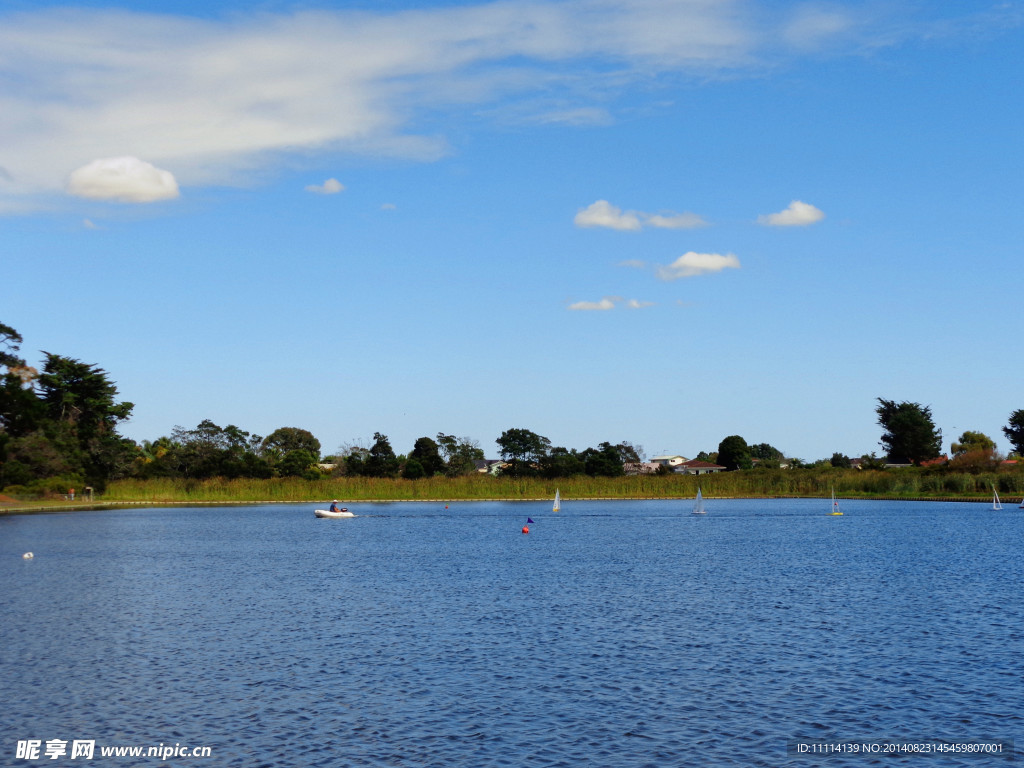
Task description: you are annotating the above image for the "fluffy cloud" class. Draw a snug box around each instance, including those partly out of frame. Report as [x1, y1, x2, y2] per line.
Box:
[757, 200, 825, 226]
[574, 200, 642, 231]
[657, 252, 740, 280]
[568, 296, 653, 311]
[66, 157, 179, 203]
[575, 200, 706, 231]
[305, 178, 345, 194]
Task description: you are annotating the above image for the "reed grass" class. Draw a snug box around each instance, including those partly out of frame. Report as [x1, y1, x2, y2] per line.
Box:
[100, 466, 1024, 503]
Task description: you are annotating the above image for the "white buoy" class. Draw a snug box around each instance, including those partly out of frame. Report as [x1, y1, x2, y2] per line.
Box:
[23, 552, 33, 559]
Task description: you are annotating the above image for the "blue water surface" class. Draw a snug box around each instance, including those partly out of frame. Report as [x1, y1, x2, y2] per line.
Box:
[1, 499, 1022, 767]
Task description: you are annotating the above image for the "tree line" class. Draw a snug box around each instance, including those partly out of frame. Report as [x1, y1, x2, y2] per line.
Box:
[3, 322, 1023, 494]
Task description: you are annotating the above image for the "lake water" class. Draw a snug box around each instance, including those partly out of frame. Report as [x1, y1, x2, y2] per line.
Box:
[2, 499, 1022, 767]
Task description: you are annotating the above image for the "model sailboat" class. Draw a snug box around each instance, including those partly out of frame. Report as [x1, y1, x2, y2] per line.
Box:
[993, 485, 1002, 510]
[692, 487, 706, 515]
[553, 489, 560, 512]
[829, 487, 843, 515]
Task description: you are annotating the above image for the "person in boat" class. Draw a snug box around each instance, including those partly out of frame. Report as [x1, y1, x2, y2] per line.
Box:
[329, 500, 343, 514]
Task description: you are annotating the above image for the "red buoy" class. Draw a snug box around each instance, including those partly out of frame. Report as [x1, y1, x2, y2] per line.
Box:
[522, 526, 529, 534]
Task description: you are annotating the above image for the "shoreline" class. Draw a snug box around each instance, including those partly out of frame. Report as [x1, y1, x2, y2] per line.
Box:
[0, 494, 1006, 515]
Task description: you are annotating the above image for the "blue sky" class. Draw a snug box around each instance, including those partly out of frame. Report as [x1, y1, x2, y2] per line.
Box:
[3, 0, 1023, 462]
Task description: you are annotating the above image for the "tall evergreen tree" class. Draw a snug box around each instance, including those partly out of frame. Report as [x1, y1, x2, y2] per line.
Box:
[365, 432, 400, 477]
[717, 435, 752, 471]
[1003, 410, 1024, 456]
[875, 398, 942, 465]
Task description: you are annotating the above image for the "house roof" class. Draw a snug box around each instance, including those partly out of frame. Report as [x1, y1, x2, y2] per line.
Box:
[473, 459, 505, 469]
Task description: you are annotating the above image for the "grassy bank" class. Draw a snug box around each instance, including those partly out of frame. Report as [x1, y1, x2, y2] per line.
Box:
[91, 467, 1024, 503]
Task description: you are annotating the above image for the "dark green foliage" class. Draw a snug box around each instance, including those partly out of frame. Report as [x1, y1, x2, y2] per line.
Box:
[165, 419, 265, 478]
[262, 427, 321, 459]
[364, 432, 400, 477]
[409, 437, 446, 477]
[539, 447, 586, 478]
[750, 443, 783, 461]
[0, 322, 25, 369]
[581, 442, 626, 477]
[496, 428, 551, 463]
[1003, 410, 1024, 456]
[278, 449, 319, 478]
[875, 398, 942, 465]
[37, 354, 133, 441]
[0, 369, 44, 436]
[830, 453, 852, 468]
[436, 433, 484, 476]
[612, 442, 642, 464]
[402, 457, 426, 479]
[496, 428, 550, 477]
[717, 435, 752, 471]
[0, 336, 135, 490]
[859, 452, 886, 470]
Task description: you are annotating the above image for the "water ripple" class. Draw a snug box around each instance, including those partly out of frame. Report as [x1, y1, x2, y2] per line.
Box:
[2, 500, 1023, 766]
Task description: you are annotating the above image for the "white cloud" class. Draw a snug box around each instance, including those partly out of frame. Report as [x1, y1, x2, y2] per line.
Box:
[645, 211, 708, 229]
[381, 203, 397, 210]
[757, 200, 825, 226]
[575, 200, 706, 231]
[657, 251, 740, 280]
[66, 157, 179, 203]
[82, 218, 100, 229]
[305, 178, 344, 194]
[569, 297, 617, 311]
[0, 3, 965, 210]
[618, 259, 647, 269]
[782, 7, 857, 49]
[574, 200, 642, 231]
[568, 296, 653, 311]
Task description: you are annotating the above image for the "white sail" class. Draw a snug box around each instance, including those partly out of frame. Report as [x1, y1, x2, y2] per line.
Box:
[553, 489, 560, 512]
[993, 485, 1002, 510]
[692, 487, 706, 515]
[830, 487, 842, 515]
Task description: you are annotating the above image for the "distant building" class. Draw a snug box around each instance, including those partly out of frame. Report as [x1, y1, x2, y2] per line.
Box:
[651, 455, 688, 467]
[624, 462, 661, 475]
[674, 459, 725, 475]
[473, 459, 506, 475]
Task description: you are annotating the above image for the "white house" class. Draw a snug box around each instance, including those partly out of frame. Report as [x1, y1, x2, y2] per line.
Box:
[674, 459, 725, 475]
[650, 455, 688, 467]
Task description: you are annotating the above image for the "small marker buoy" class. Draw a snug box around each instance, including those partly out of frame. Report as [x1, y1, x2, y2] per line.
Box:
[23, 552, 33, 559]
[522, 526, 529, 534]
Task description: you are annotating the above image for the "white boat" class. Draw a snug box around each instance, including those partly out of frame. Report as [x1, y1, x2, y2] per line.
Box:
[992, 485, 1002, 510]
[552, 489, 561, 512]
[1019, 497, 1024, 509]
[314, 507, 355, 518]
[692, 487, 706, 515]
[829, 487, 843, 515]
